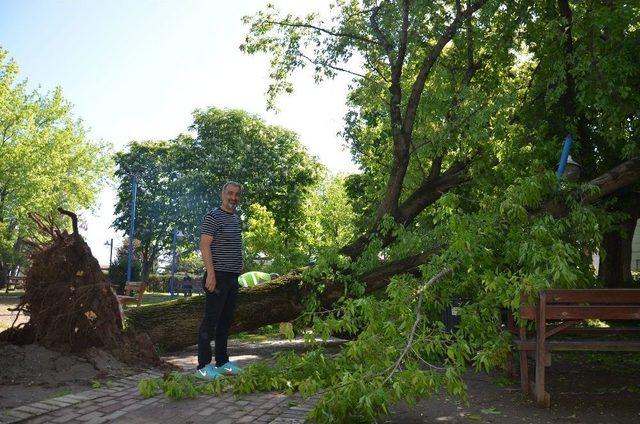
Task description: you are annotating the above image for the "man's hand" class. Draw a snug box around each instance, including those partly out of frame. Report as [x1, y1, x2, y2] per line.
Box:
[205, 272, 217, 293]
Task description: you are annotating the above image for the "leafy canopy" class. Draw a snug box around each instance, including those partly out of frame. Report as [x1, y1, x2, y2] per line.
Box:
[0, 47, 110, 271]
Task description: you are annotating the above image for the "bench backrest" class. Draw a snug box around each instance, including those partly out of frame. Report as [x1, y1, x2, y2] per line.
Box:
[520, 289, 640, 321]
[544, 289, 640, 304]
[124, 282, 146, 306]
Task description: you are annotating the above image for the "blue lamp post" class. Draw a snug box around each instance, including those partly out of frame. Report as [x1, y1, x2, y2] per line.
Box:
[169, 229, 183, 298]
[126, 175, 138, 282]
[556, 134, 573, 177]
[104, 238, 113, 267]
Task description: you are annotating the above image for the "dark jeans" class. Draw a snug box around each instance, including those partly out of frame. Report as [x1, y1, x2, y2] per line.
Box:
[197, 271, 239, 369]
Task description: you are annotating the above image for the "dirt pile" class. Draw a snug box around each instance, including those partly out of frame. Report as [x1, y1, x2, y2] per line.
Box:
[0, 343, 130, 387]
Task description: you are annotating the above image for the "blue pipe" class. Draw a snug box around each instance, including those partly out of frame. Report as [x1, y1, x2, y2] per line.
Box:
[556, 134, 573, 177]
[169, 229, 178, 298]
[126, 175, 138, 282]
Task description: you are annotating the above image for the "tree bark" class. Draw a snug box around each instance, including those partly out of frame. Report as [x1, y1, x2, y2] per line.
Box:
[598, 192, 640, 288]
[126, 246, 443, 352]
[542, 157, 640, 218]
[127, 158, 639, 352]
[598, 215, 637, 288]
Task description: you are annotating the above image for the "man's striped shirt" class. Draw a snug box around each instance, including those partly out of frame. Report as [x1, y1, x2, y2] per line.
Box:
[201, 208, 243, 274]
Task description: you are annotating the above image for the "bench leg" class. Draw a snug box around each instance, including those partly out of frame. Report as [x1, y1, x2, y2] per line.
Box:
[534, 292, 550, 407]
[518, 325, 529, 394]
[519, 349, 529, 394]
[534, 347, 550, 406]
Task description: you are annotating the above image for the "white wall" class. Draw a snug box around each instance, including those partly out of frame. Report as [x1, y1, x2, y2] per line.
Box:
[632, 219, 640, 271]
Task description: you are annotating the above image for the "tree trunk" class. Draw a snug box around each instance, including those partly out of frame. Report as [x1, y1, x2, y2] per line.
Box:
[0, 263, 7, 290]
[598, 193, 640, 288]
[126, 247, 442, 352]
[127, 158, 639, 351]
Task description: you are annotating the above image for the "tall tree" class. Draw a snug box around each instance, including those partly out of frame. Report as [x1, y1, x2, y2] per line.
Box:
[132, 2, 640, 420]
[515, 0, 640, 286]
[113, 141, 183, 281]
[0, 47, 109, 285]
[112, 108, 323, 278]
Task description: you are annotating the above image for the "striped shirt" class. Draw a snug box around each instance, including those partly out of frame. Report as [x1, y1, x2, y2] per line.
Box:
[201, 208, 243, 274]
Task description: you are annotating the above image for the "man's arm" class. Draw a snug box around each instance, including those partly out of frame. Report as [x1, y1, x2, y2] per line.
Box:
[200, 234, 217, 292]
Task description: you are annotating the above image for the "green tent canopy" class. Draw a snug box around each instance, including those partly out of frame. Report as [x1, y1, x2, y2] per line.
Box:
[238, 271, 272, 287]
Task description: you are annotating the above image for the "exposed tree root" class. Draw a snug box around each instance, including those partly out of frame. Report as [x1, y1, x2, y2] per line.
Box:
[0, 208, 159, 366]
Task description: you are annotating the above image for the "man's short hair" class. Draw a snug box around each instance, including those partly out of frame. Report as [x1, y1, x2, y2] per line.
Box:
[222, 181, 242, 194]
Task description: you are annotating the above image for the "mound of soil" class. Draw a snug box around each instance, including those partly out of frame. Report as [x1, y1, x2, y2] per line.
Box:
[0, 342, 140, 409]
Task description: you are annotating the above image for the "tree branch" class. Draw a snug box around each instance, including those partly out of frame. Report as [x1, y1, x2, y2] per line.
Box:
[298, 51, 370, 80]
[542, 157, 640, 218]
[382, 268, 453, 385]
[263, 20, 377, 45]
[369, 5, 395, 62]
[402, 0, 488, 138]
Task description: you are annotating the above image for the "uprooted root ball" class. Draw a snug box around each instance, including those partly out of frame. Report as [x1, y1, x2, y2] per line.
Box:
[0, 208, 159, 365]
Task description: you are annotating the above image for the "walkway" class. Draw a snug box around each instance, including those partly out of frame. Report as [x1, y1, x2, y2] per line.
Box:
[0, 369, 318, 423]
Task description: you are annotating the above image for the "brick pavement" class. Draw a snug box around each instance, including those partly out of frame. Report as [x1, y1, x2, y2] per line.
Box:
[0, 369, 318, 424]
[0, 338, 345, 424]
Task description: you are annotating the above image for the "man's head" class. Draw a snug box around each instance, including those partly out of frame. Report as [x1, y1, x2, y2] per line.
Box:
[221, 181, 242, 212]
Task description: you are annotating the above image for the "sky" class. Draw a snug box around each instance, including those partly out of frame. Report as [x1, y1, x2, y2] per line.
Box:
[0, 0, 357, 266]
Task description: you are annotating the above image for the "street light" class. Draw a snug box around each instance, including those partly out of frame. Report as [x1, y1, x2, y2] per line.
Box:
[126, 175, 138, 282]
[169, 229, 184, 298]
[104, 239, 113, 267]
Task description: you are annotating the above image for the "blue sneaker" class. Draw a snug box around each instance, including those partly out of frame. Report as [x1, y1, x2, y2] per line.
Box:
[217, 361, 243, 375]
[194, 364, 222, 380]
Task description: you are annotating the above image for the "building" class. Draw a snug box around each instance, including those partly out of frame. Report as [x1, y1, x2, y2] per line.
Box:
[633, 220, 640, 272]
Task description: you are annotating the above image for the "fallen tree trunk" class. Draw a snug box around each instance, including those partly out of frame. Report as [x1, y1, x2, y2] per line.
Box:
[543, 156, 640, 217]
[126, 246, 443, 352]
[128, 157, 639, 352]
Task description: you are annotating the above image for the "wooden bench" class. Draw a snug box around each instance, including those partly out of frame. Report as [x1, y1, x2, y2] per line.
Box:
[510, 289, 640, 407]
[4, 276, 26, 293]
[168, 278, 204, 297]
[117, 282, 146, 307]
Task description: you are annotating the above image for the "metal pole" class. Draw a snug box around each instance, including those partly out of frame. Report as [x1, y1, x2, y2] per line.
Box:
[126, 175, 138, 282]
[556, 134, 573, 177]
[108, 239, 113, 267]
[169, 229, 177, 298]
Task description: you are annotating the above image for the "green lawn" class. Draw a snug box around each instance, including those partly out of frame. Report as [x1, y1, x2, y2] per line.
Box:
[123, 291, 203, 308]
[0, 290, 24, 297]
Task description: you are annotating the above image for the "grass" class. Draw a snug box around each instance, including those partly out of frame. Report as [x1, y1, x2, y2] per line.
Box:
[230, 324, 283, 342]
[0, 290, 24, 298]
[122, 291, 203, 308]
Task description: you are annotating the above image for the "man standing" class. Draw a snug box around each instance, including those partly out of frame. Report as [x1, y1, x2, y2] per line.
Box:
[196, 181, 244, 379]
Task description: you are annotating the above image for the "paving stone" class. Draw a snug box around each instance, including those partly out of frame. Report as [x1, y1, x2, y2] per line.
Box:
[85, 418, 108, 424]
[98, 403, 123, 414]
[230, 410, 244, 418]
[76, 411, 104, 422]
[41, 398, 74, 408]
[76, 405, 101, 415]
[269, 418, 305, 424]
[55, 396, 82, 405]
[101, 410, 128, 421]
[97, 399, 118, 407]
[28, 401, 62, 412]
[25, 416, 53, 424]
[51, 412, 80, 423]
[125, 403, 147, 412]
[212, 418, 233, 424]
[13, 405, 47, 415]
[73, 401, 95, 409]
[197, 407, 218, 416]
